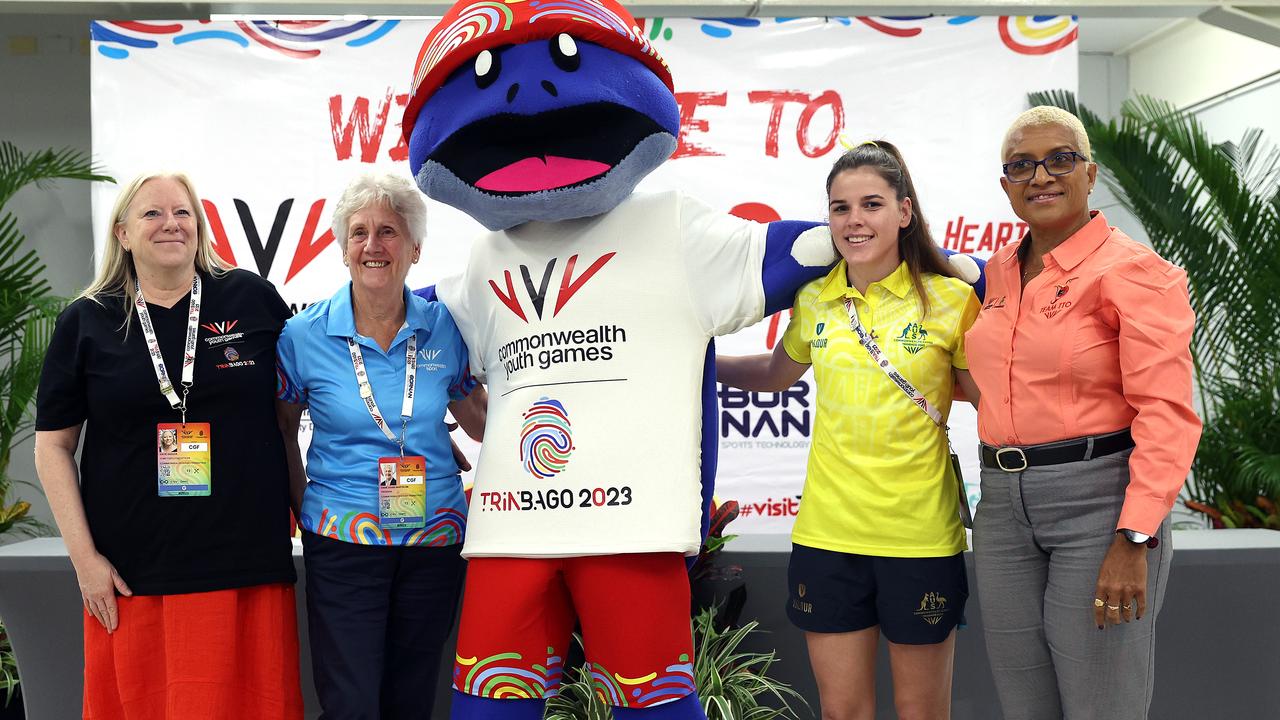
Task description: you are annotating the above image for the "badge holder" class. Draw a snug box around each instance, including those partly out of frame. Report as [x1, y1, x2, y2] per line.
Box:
[349, 332, 427, 531]
[378, 456, 428, 529]
[157, 422, 212, 496]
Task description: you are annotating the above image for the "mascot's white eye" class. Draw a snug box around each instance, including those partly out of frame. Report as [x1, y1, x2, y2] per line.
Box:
[474, 49, 500, 89]
[550, 33, 580, 72]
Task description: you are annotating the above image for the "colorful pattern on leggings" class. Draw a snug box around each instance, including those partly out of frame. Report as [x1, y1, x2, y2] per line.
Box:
[589, 653, 696, 708]
[453, 647, 565, 699]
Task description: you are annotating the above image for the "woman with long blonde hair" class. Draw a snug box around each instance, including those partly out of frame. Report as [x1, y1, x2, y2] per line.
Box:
[35, 172, 303, 719]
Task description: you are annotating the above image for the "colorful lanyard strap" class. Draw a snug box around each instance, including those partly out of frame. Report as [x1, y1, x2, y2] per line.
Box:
[347, 330, 417, 457]
[134, 274, 201, 425]
[843, 296, 944, 428]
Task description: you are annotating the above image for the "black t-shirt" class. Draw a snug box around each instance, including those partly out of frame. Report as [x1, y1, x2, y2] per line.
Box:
[36, 269, 296, 595]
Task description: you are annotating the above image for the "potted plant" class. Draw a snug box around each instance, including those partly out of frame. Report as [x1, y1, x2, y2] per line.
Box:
[543, 603, 809, 720]
[0, 141, 112, 714]
[1028, 91, 1280, 529]
[690, 499, 746, 629]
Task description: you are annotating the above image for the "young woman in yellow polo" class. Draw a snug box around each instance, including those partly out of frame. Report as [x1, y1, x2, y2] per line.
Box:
[718, 141, 982, 720]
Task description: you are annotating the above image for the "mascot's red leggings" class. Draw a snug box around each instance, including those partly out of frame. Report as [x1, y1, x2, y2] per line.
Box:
[451, 553, 698, 709]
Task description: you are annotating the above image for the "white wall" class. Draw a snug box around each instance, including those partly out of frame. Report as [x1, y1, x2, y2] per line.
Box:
[1128, 18, 1280, 110]
[1195, 75, 1280, 149]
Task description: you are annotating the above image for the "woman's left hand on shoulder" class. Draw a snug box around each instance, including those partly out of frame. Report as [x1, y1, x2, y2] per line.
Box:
[1092, 534, 1148, 629]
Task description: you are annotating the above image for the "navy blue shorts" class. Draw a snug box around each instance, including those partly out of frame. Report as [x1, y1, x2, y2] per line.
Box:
[786, 544, 968, 645]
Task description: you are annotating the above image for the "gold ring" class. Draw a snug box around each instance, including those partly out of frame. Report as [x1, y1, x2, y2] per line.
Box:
[1093, 598, 1105, 608]
[1122, 604, 1132, 610]
[1107, 604, 1121, 611]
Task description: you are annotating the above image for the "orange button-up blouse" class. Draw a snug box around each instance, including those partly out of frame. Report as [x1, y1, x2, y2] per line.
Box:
[965, 212, 1202, 535]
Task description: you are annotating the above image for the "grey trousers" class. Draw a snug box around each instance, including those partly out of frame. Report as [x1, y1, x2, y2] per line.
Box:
[973, 449, 1172, 720]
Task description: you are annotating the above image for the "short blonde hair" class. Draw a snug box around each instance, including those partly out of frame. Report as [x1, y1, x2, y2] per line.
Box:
[1001, 106, 1092, 162]
[82, 172, 230, 327]
[331, 173, 427, 252]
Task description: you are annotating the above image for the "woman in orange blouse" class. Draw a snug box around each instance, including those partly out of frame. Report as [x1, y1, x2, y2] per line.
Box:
[965, 106, 1201, 720]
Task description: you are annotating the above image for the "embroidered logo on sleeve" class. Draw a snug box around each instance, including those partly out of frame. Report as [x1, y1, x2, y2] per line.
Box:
[811, 322, 827, 348]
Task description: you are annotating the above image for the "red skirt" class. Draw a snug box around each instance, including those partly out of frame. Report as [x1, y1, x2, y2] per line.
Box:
[82, 583, 303, 720]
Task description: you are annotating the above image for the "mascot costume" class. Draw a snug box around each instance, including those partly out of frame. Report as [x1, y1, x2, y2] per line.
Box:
[400, 4, 984, 718]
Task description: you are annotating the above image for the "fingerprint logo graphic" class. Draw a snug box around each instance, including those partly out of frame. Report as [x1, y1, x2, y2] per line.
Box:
[520, 398, 574, 478]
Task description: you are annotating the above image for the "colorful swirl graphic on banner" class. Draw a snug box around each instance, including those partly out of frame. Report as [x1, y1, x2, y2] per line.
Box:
[589, 655, 696, 707]
[695, 18, 760, 39]
[520, 397, 574, 478]
[638, 17, 674, 42]
[454, 650, 564, 698]
[405, 507, 467, 546]
[90, 19, 400, 60]
[999, 16, 1078, 55]
[854, 16, 930, 38]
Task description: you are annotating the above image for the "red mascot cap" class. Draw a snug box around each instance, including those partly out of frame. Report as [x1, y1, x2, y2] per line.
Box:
[403, 0, 674, 142]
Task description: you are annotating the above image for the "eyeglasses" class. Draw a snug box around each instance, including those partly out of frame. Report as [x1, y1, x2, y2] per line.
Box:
[1002, 151, 1087, 183]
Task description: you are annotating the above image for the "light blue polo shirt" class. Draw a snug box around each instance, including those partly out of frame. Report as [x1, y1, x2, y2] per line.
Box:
[277, 284, 476, 546]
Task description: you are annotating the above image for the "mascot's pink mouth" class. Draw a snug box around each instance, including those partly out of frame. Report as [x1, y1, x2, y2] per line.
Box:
[476, 156, 611, 193]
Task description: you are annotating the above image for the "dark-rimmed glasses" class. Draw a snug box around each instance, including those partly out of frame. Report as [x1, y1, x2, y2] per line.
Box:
[1002, 151, 1087, 183]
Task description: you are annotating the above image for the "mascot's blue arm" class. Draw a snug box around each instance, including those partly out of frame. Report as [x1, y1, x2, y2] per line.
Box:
[761, 220, 831, 316]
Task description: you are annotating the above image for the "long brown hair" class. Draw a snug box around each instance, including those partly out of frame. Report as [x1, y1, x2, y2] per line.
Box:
[825, 140, 956, 316]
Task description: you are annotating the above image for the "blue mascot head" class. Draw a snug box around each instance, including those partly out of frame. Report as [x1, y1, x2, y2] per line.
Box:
[403, 0, 681, 231]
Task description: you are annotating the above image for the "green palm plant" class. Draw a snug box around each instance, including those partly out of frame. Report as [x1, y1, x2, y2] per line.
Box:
[0, 142, 111, 537]
[1029, 90, 1280, 529]
[0, 143, 112, 710]
[543, 604, 809, 720]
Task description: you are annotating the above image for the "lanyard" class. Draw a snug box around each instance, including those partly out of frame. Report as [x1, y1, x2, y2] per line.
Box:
[347, 330, 417, 457]
[135, 275, 201, 425]
[843, 297, 944, 428]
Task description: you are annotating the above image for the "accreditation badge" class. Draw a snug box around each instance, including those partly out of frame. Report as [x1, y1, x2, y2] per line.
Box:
[156, 422, 211, 496]
[377, 456, 427, 529]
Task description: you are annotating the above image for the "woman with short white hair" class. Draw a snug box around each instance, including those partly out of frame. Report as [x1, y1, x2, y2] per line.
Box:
[967, 106, 1201, 719]
[277, 172, 486, 719]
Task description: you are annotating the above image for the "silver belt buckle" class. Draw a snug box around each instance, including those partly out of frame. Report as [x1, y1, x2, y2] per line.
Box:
[995, 447, 1028, 472]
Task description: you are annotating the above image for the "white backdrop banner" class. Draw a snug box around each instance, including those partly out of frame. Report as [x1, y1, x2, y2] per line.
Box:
[91, 15, 1078, 534]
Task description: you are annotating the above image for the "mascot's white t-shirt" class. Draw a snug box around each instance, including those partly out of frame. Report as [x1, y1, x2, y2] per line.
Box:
[439, 191, 766, 557]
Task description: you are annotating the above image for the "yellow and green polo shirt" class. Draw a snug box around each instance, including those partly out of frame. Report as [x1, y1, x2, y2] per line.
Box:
[781, 260, 980, 557]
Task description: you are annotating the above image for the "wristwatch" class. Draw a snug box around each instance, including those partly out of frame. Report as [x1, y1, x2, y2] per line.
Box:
[1119, 529, 1159, 548]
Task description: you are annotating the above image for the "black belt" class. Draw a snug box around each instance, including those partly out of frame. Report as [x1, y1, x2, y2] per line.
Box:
[981, 429, 1134, 472]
